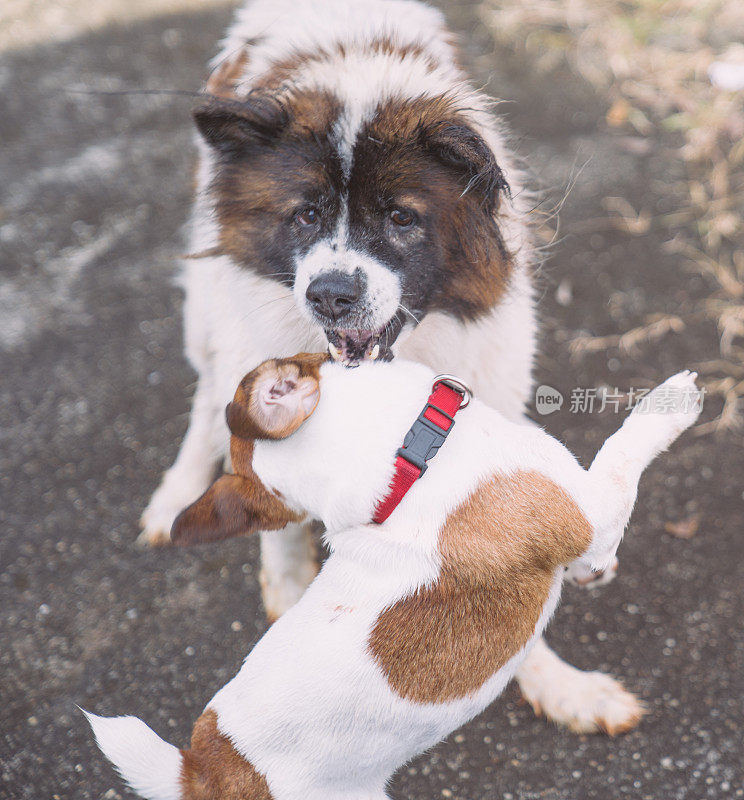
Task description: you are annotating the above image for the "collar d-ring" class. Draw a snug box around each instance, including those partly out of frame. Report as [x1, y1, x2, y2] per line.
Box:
[432, 374, 473, 408]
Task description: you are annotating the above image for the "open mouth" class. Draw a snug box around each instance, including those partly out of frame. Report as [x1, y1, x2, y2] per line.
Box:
[325, 317, 404, 367]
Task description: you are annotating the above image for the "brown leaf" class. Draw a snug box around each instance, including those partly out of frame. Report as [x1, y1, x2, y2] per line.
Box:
[607, 98, 630, 127]
[664, 513, 702, 539]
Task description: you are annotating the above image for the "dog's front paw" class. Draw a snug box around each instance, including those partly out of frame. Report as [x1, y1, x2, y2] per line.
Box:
[137, 478, 205, 548]
[532, 670, 643, 735]
[517, 645, 644, 735]
[137, 505, 176, 548]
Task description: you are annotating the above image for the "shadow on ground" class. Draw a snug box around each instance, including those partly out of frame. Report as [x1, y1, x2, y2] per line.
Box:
[0, 2, 742, 798]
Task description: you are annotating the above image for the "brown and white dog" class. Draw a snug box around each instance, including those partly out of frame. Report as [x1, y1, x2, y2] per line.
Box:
[91, 356, 701, 800]
[139, 0, 639, 733]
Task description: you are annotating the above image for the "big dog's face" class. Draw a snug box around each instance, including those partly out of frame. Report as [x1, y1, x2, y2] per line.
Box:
[194, 90, 512, 364]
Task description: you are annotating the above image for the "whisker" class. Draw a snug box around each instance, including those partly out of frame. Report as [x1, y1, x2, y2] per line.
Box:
[276, 303, 301, 329]
[397, 303, 421, 325]
[241, 293, 294, 317]
[65, 87, 205, 99]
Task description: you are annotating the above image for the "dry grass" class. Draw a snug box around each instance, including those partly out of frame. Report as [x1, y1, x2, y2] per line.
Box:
[480, 0, 744, 433]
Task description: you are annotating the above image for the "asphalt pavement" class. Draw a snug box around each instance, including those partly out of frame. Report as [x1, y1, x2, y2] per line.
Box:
[1, 2, 742, 798]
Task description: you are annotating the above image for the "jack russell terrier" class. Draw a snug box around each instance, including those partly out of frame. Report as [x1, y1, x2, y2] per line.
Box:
[88, 354, 701, 800]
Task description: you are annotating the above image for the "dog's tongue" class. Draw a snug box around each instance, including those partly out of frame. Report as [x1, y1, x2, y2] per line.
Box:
[327, 329, 383, 366]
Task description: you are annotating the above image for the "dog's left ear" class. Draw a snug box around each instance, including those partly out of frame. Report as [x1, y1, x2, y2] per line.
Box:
[193, 93, 290, 156]
[171, 474, 302, 545]
[425, 121, 510, 213]
[227, 353, 326, 441]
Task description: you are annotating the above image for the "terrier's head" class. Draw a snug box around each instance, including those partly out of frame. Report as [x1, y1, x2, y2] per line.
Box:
[171, 353, 435, 543]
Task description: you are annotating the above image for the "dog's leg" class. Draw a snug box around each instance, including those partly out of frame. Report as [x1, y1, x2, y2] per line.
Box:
[290, 789, 390, 800]
[404, 278, 653, 734]
[435, 291, 635, 733]
[564, 557, 619, 588]
[516, 638, 644, 735]
[138, 377, 224, 547]
[580, 370, 702, 569]
[519, 372, 701, 734]
[259, 522, 320, 622]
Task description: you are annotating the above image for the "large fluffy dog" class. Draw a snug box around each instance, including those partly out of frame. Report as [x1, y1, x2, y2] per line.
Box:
[140, 0, 641, 733]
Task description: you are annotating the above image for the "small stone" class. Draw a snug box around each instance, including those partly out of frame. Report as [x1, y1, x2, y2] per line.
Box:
[555, 279, 573, 306]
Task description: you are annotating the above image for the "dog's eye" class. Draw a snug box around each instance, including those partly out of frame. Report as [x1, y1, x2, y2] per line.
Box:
[390, 208, 415, 228]
[296, 208, 319, 227]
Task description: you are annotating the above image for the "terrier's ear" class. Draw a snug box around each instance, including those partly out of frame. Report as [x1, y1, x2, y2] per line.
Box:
[171, 474, 302, 545]
[227, 354, 325, 441]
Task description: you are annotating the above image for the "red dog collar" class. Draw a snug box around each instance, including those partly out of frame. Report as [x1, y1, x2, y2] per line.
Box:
[372, 375, 473, 524]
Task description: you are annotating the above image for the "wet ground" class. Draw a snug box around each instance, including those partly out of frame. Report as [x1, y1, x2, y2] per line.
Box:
[1, 2, 742, 798]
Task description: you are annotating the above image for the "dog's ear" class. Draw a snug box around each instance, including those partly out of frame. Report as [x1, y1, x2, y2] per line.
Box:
[424, 121, 510, 213]
[227, 354, 326, 441]
[171, 474, 302, 545]
[193, 94, 289, 156]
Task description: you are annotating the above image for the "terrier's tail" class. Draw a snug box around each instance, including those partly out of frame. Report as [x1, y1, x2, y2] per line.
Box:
[82, 709, 182, 800]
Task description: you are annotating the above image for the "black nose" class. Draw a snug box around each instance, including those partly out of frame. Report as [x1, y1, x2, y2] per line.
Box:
[305, 271, 362, 322]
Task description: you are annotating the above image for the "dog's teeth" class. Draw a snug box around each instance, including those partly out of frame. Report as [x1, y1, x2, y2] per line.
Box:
[370, 344, 380, 360]
[328, 343, 341, 361]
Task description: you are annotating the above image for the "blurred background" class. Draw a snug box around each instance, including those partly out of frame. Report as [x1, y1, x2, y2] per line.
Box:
[1, 1, 742, 798]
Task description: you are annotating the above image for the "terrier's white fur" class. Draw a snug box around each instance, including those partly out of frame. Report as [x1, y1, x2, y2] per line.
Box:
[96, 362, 701, 799]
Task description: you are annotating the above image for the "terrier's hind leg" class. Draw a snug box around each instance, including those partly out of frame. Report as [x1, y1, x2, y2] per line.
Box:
[580, 370, 702, 571]
[519, 372, 701, 735]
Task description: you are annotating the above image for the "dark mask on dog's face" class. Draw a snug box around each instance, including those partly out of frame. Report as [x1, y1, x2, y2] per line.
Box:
[193, 92, 512, 366]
